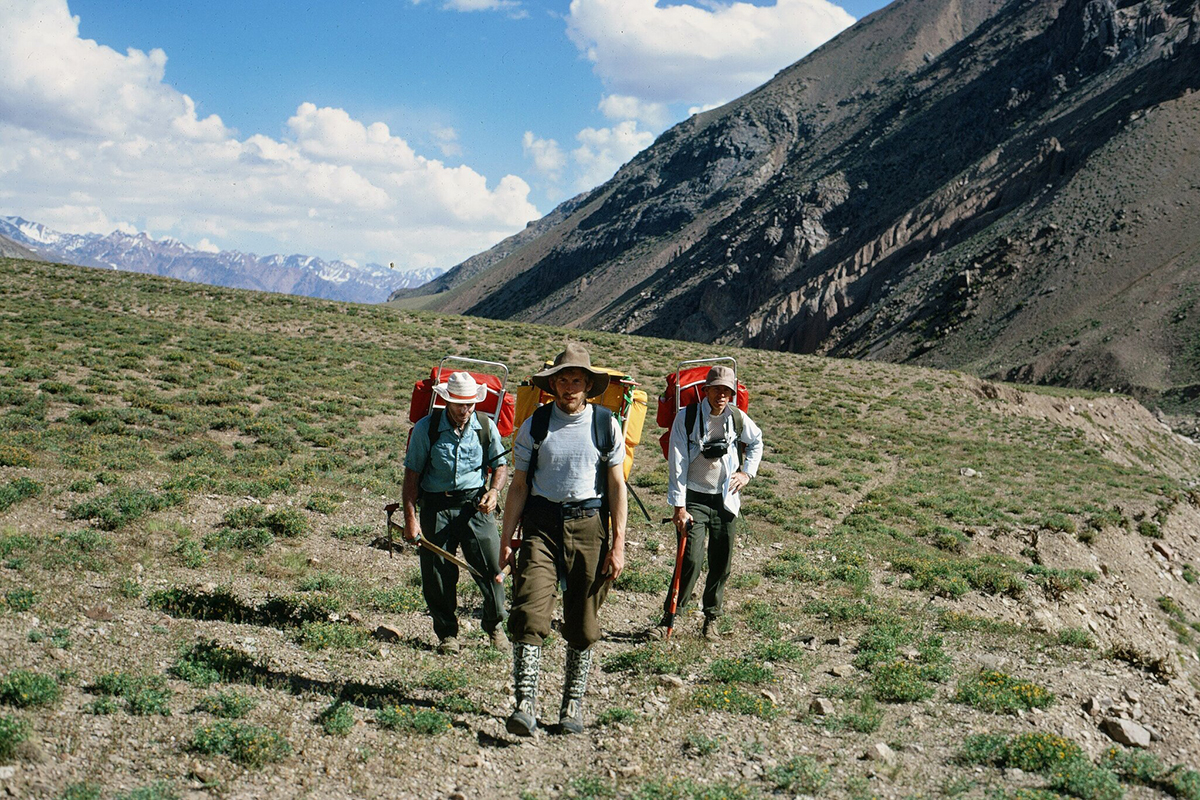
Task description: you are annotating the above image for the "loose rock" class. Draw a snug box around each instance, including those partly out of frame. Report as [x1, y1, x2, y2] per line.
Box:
[1101, 718, 1151, 747]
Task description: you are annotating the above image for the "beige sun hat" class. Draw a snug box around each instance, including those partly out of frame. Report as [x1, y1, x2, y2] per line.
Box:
[703, 365, 737, 393]
[433, 371, 488, 405]
[531, 343, 611, 398]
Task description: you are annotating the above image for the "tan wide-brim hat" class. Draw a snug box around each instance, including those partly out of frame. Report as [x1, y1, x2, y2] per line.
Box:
[531, 342, 611, 398]
[433, 371, 488, 404]
[703, 365, 738, 393]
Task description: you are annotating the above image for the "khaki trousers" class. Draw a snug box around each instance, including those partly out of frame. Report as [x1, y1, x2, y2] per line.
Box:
[508, 500, 611, 650]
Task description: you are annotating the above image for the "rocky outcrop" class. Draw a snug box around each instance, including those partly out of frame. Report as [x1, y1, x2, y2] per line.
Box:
[410, 0, 1200, 415]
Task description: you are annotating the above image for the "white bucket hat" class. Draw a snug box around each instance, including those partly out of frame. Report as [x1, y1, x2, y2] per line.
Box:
[433, 371, 488, 405]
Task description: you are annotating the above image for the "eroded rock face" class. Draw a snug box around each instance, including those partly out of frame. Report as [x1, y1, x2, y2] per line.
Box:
[420, 0, 1200, 409]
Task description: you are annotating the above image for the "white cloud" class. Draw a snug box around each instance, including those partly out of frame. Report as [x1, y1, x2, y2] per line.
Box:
[432, 126, 463, 158]
[523, 132, 567, 182]
[571, 121, 655, 191]
[195, 238, 220, 253]
[567, 0, 854, 107]
[0, 0, 540, 269]
[598, 95, 669, 128]
[444, 0, 526, 16]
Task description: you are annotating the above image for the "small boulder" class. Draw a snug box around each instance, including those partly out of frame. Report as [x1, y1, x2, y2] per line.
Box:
[1152, 542, 1174, 561]
[829, 665, 856, 677]
[657, 674, 684, 688]
[865, 743, 896, 763]
[373, 624, 403, 642]
[1102, 718, 1151, 748]
[810, 698, 836, 716]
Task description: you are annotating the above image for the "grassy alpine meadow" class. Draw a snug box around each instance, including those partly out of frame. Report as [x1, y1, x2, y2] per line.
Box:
[1, 257, 1200, 798]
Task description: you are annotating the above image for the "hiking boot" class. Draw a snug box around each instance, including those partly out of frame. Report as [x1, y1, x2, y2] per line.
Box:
[643, 623, 672, 642]
[559, 645, 593, 735]
[488, 627, 509, 650]
[506, 643, 541, 737]
[702, 618, 721, 642]
[437, 635, 461, 655]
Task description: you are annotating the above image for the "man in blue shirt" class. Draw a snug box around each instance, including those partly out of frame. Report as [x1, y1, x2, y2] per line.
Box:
[402, 372, 509, 654]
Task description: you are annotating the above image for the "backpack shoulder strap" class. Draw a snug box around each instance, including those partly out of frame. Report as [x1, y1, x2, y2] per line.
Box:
[525, 403, 554, 488]
[475, 410, 492, 482]
[684, 402, 699, 441]
[591, 405, 615, 459]
[731, 407, 746, 470]
[427, 407, 444, 449]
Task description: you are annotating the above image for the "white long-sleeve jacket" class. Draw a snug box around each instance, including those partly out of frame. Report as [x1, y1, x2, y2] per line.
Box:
[666, 398, 763, 516]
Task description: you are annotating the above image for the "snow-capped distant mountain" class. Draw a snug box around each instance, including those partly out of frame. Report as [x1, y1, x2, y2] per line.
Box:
[0, 216, 443, 304]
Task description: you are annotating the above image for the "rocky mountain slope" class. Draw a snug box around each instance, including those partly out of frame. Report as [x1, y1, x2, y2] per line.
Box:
[0, 233, 41, 262]
[3, 259, 1200, 799]
[0, 216, 441, 304]
[395, 0, 1200, 416]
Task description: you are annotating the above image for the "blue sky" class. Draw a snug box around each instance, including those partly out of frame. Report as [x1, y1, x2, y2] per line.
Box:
[1, 0, 887, 271]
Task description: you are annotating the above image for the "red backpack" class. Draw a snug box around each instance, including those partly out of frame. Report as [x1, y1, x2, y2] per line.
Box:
[408, 367, 516, 437]
[657, 365, 748, 458]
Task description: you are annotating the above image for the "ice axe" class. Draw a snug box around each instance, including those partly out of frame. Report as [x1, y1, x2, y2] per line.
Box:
[660, 517, 693, 640]
[384, 503, 486, 579]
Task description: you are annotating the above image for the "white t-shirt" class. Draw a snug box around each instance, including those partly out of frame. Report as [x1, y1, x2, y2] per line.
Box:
[686, 408, 731, 493]
[513, 403, 625, 503]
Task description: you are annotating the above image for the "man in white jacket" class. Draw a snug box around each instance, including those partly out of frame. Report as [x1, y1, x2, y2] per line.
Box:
[652, 365, 763, 641]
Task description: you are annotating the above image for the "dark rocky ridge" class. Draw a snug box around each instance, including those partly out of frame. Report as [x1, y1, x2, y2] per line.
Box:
[396, 0, 1200, 415]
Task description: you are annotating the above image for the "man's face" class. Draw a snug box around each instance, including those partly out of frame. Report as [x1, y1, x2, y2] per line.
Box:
[550, 368, 592, 412]
[446, 400, 474, 428]
[704, 385, 734, 414]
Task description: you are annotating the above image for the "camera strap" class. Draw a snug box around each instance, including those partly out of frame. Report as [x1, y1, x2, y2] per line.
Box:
[685, 403, 745, 469]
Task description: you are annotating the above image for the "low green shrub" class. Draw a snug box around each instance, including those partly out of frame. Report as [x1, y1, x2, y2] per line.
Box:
[91, 672, 171, 716]
[0, 670, 60, 708]
[870, 660, 936, 703]
[67, 487, 179, 531]
[954, 670, 1054, 714]
[294, 621, 369, 651]
[1057, 627, 1095, 648]
[0, 713, 29, 762]
[0, 477, 40, 512]
[708, 658, 773, 685]
[769, 755, 830, 794]
[375, 704, 451, 734]
[690, 685, 777, 719]
[5, 588, 36, 612]
[191, 721, 291, 766]
[195, 690, 257, 719]
[318, 701, 354, 736]
[264, 508, 308, 538]
[595, 707, 635, 726]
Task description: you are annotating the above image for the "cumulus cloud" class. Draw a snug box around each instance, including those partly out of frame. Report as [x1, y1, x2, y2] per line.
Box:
[567, 0, 854, 107]
[0, 0, 540, 269]
[571, 121, 655, 191]
[598, 95, 670, 129]
[432, 126, 463, 158]
[522, 132, 568, 182]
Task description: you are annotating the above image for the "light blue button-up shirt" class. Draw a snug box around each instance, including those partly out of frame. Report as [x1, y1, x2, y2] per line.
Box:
[405, 411, 506, 493]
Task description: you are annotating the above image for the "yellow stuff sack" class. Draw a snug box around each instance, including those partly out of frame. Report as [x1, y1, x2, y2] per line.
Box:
[512, 369, 647, 481]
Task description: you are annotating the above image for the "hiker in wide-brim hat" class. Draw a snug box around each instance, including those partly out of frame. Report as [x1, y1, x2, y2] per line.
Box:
[530, 342, 610, 398]
[499, 341, 627, 737]
[402, 368, 508, 656]
[433, 371, 489, 405]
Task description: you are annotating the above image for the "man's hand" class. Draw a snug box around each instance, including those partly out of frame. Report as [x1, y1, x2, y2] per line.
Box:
[672, 506, 694, 536]
[729, 470, 750, 494]
[496, 538, 515, 583]
[476, 488, 500, 515]
[404, 520, 420, 543]
[603, 541, 625, 581]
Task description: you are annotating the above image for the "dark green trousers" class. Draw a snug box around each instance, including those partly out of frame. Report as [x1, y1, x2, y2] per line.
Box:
[665, 490, 737, 620]
[509, 499, 611, 650]
[418, 499, 507, 640]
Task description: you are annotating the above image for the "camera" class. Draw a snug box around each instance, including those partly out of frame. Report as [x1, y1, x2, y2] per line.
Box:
[700, 440, 729, 459]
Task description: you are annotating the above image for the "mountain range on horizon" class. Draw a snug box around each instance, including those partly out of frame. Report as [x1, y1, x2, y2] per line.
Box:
[0, 216, 443, 304]
[392, 0, 1200, 418]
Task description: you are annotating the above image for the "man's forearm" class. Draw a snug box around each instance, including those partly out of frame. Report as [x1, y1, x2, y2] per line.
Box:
[501, 472, 529, 541]
[489, 465, 508, 493]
